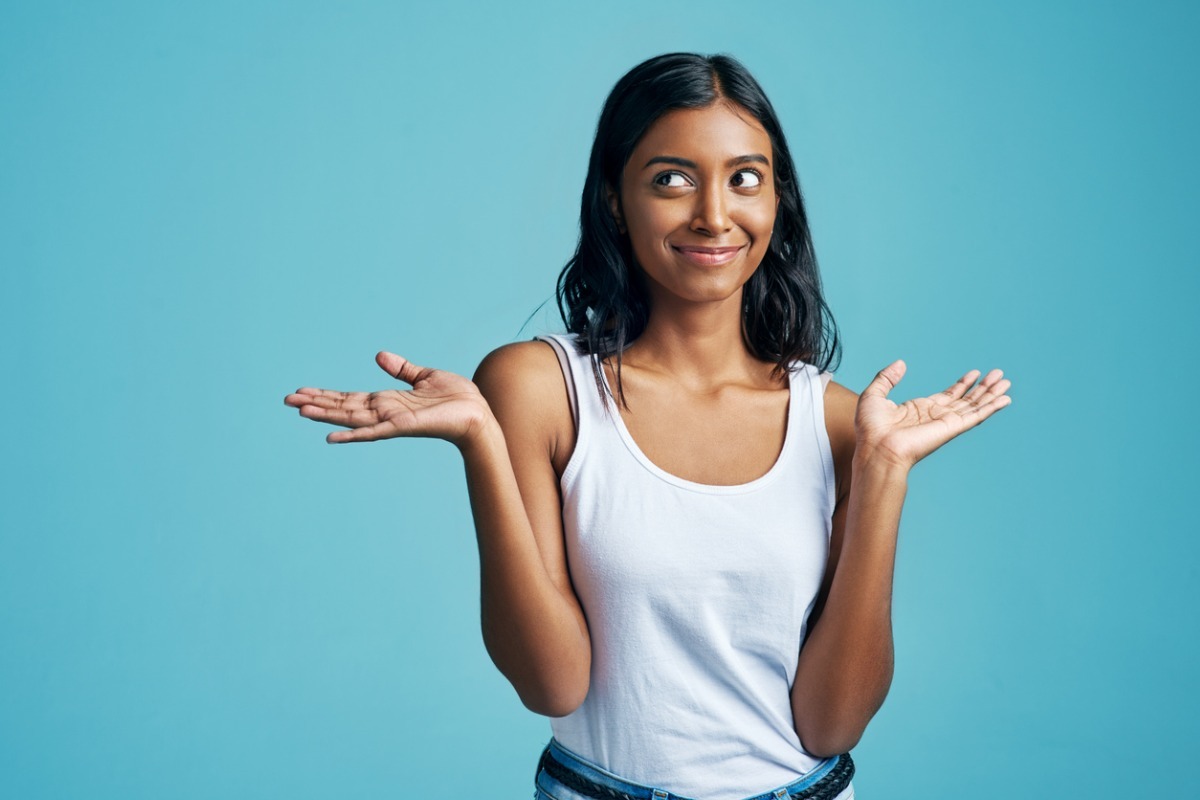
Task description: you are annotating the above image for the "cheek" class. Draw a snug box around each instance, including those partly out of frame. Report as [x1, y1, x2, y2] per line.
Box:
[745, 202, 777, 243]
[626, 204, 678, 249]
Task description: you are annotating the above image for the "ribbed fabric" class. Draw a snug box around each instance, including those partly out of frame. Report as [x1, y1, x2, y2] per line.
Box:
[536, 334, 839, 800]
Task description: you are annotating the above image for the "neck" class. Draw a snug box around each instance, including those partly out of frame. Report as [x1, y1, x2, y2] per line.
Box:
[621, 289, 768, 389]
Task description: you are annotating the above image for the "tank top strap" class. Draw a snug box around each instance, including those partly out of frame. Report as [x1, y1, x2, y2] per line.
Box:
[534, 334, 610, 429]
[790, 360, 837, 520]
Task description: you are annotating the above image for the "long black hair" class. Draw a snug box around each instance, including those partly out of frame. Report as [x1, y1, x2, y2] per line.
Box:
[555, 52, 841, 407]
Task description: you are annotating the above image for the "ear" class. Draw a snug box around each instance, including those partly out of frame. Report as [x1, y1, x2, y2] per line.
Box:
[605, 183, 626, 233]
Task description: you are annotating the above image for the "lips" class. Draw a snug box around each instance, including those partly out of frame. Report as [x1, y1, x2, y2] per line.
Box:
[671, 244, 746, 266]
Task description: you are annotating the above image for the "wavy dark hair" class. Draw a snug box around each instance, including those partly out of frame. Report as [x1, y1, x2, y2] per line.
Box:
[555, 52, 841, 407]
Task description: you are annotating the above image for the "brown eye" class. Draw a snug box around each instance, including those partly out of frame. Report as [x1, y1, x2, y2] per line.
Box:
[654, 171, 690, 188]
[732, 169, 763, 188]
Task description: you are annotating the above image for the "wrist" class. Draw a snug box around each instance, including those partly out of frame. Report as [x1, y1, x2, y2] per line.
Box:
[852, 444, 912, 479]
[456, 411, 504, 459]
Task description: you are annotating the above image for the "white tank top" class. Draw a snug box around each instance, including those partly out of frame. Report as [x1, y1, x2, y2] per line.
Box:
[536, 334, 838, 800]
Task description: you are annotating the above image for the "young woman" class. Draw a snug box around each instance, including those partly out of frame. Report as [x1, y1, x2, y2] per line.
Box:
[284, 53, 1012, 800]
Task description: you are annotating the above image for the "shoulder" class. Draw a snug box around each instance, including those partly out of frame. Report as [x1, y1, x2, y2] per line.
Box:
[473, 339, 572, 417]
[473, 339, 576, 466]
[474, 339, 564, 389]
[821, 377, 859, 503]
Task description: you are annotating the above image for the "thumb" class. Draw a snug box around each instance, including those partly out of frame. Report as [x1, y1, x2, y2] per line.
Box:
[376, 351, 428, 385]
[862, 359, 906, 400]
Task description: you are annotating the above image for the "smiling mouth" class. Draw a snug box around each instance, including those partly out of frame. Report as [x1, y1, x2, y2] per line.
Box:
[671, 244, 746, 266]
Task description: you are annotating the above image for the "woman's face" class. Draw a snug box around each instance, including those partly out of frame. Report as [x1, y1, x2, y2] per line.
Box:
[610, 101, 778, 309]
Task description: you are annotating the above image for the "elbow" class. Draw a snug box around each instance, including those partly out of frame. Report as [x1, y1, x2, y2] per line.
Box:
[517, 679, 589, 718]
[505, 653, 590, 717]
[796, 724, 863, 759]
[794, 689, 886, 757]
[793, 695, 874, 758]
[794, 697, 881, 757]
[484, 637, 590, 718]
[792, 661, 893, 758]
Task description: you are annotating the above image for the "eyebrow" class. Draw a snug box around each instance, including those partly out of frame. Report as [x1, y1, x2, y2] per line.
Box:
[642, 154, 770, 170]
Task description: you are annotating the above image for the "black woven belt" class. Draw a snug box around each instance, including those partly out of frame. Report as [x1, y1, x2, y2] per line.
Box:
[538, 748, 855, 800]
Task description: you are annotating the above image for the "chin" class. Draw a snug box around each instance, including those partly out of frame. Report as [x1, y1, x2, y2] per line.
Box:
[666, 278, 749, 306]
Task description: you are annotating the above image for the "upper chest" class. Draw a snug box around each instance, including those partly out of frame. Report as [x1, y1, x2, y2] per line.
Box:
[599, 363, 792, 487]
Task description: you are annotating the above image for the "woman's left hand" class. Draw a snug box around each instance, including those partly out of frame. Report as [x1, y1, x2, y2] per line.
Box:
[854, 360, 1012, 471]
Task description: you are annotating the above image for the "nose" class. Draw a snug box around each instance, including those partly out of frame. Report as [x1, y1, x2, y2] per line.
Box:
[690, 183, 732, 236]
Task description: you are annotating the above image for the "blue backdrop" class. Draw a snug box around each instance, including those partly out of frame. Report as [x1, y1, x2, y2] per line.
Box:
[3, 2, 1196, 797]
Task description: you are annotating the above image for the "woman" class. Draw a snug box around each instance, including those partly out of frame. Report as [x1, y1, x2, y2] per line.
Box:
[284, 53, 1011, 800]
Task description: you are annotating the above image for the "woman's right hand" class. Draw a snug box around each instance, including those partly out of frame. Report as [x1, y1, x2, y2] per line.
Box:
[283, 351, 494, 447]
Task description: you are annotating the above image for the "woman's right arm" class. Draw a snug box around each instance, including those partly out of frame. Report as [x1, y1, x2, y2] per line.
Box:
[467, 341, 591, 716]
[284, 344, 591, 716]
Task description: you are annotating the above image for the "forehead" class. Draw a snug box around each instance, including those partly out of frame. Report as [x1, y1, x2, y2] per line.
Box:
[628, 102, 773, 166]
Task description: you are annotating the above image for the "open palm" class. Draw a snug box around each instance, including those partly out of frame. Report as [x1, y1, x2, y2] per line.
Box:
[283, 352, 490, 445]
[855, 360, 1013, 470]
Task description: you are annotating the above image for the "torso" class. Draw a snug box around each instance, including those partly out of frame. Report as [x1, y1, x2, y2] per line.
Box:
[535, 332, 845, 798]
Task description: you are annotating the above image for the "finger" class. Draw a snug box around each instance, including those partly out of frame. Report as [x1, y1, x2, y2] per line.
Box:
[862, 360, 906, 400]
[293, 387, 351, 397]
[377, 352, 430, 385]
[284, 387, 327, 406]
[285, 391, 373, 411]
[957, 378, 1013, 419]
[940, 369, 981, 401]
[983, 377, 1012, 401]
[963, 369, 1004, 403]
[961, 392, 1013, 425]
[327, 418, 404, 443]
[284, 388, 368, 407]
[954, 378, 1011, 418]
[297, 404, 381, 428]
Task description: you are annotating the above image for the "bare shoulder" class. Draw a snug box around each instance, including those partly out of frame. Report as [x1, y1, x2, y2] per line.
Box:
[823, 379, 859, 430]
[474, 340, 564, 394]
[823, 379, 859, 502]
[473, 340, 575, 468]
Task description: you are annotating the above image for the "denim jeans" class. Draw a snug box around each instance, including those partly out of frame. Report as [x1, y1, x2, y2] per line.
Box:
[534, 738, 856, 800]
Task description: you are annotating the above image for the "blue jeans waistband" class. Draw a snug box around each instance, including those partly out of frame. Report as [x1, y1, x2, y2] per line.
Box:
[537, 738, 855, 800]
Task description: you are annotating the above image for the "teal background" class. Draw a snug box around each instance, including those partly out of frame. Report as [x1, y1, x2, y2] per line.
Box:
[2, 1, 1196, 797]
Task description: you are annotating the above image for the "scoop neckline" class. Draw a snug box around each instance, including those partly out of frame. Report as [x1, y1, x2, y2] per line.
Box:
[597, 359, 799, 495]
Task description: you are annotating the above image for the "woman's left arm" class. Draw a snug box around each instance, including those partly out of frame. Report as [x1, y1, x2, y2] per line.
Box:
[790, 361, 1012, 758]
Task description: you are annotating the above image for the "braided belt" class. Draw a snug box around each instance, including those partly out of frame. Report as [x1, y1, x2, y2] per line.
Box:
[538, 748, 854, 800]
